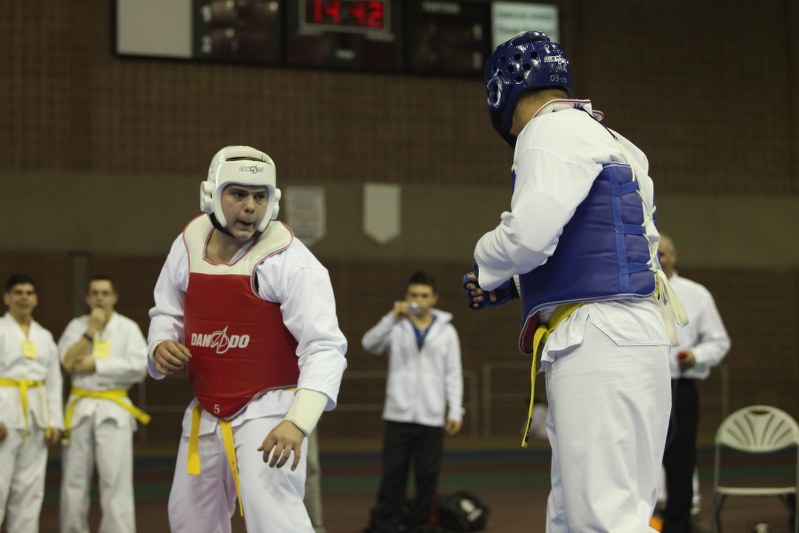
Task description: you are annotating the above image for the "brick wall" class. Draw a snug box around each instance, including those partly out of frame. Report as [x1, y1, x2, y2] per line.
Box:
[1, 0, 798, 447]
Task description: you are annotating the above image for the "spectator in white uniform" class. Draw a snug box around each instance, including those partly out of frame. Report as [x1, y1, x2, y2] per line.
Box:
[0, 273, 63, 533]
[58, 275, 149, 533]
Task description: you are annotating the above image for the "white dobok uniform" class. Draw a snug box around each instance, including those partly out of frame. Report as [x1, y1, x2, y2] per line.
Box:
[148, 221, 347, 533]
[0, 312, 63, 533]
[474, 100, 673, 533]
[58, 312, 148, 533]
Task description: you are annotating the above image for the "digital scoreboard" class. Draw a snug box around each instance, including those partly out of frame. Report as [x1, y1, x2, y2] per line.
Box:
[116, 0, 559, 77]
[303, 0, 389, 32]
[287, 0, 402, 71]
[193, 0, 282, 63]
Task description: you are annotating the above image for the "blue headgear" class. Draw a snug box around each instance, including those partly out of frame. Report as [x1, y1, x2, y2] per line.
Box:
[485, 31, 572, 146]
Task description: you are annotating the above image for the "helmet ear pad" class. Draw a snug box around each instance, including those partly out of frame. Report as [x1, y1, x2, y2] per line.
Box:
[200, 180, 230, 228]
[255, 186, 280, 233]
[200, 181, 215, 215]
[270, 188, 281, 221]
[484, 31, 572, 146]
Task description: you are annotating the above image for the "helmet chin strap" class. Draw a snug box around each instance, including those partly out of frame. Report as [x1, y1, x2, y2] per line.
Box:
[208, 213, 234, 238]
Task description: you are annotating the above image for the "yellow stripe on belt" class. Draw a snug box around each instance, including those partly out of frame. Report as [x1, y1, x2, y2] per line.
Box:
[0, 378, 45, 440]
[63, 387, 151, 444]
[186, 388, 297, 518]
[188, 403, 244, 517]
[521, 303, 583, 448]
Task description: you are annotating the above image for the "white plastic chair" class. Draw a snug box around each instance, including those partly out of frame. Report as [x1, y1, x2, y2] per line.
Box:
[712, 405, 799, 532]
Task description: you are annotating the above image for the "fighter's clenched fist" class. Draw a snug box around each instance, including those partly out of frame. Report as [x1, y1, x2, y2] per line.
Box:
[153, 340, 191, 375]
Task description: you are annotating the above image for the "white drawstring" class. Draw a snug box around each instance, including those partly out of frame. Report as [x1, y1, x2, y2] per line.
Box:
[655, 269, 689, 344]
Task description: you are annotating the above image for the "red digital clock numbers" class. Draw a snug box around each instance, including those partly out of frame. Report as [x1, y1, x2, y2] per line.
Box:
[306, 0, 386, 30]
[291, 0, 400, 70]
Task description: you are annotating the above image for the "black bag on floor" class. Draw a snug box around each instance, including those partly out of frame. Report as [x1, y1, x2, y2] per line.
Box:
[437, 491, 489, 532]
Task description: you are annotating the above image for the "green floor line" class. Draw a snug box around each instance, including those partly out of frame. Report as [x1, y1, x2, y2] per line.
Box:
[43, 462, 794, 503]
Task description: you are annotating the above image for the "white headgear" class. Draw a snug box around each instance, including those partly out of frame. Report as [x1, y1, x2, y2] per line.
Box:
[200, 146, 281, 233]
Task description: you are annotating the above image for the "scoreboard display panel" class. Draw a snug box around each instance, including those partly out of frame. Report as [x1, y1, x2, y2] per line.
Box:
[193, 0, 281, 64]
[406, 1, 491, 76]
[286, 0, 403, 71]
[302, 0, 389, 32]
[115, 0, 560, 78]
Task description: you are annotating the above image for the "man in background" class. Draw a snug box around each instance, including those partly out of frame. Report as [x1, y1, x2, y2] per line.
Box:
[0, 274, 63, 533]
[363, 271, 463, 533]
[58, 275, 149, 533]
[658, 234, 730, 533]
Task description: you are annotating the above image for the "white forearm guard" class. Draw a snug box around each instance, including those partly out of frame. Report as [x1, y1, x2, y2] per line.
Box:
[284, 388, 328, 436]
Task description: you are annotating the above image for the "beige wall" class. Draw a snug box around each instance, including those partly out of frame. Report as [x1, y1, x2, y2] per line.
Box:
[5, 170, 799, 269]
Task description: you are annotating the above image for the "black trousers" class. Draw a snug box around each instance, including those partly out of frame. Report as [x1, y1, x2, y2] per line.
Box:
[662, 378, 699, 533]
[371, 421, 443, 532]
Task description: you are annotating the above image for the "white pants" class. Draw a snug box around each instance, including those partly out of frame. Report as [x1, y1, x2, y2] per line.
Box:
[60, 417, 135, 533]
[544, 322, 671, 533]
[0, 426, 48, 533]
[168, 416, 313, 533]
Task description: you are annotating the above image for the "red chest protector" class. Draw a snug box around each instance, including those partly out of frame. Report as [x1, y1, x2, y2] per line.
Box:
[182, 216, 299, 419]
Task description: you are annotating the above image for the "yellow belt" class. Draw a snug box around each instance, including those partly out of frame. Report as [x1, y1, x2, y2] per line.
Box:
[521, 303, 582, 448]
[188, 404, 244, 517]
[186, 388, 296, 517]
[63, 387, 151, 444]
[0, 378, 46, 440]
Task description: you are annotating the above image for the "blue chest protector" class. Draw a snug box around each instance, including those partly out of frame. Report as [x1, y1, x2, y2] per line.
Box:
[517, 163, 656, 348]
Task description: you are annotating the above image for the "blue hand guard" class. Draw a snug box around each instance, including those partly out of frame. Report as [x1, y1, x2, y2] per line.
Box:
[462, 271, 518, 310]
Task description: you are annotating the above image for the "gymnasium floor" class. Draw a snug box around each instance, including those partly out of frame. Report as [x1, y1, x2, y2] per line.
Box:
[37, 441, 795, 532]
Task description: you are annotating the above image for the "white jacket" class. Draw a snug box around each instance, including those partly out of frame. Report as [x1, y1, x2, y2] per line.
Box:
[362, 309, 463, 427]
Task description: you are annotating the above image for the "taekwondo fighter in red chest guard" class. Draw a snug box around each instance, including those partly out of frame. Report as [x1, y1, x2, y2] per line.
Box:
[147, 146, 347, 533]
